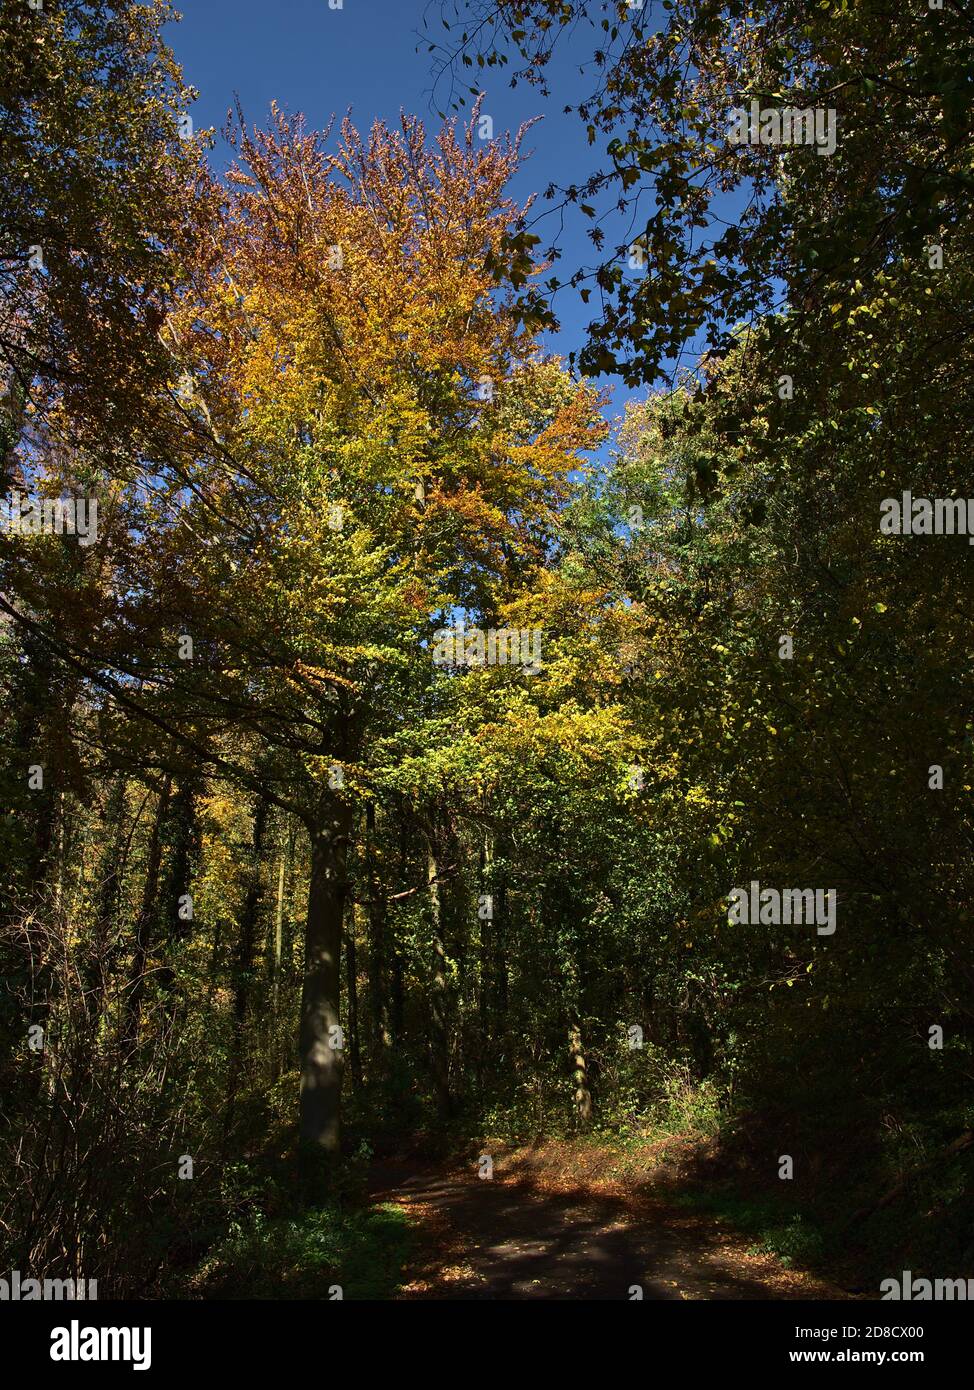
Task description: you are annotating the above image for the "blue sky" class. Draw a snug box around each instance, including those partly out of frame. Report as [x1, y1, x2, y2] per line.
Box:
[165, 0, 653, 429]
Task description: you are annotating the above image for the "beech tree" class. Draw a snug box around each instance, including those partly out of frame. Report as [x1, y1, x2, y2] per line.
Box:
[102, 105, 606, 1168]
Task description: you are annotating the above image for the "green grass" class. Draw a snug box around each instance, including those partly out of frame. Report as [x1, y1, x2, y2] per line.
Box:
[190, 1201, 414, 1300]
[671, 1188, 826, 1268]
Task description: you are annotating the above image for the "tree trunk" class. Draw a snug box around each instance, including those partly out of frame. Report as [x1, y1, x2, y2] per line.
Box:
[224, 797, 268, 1136]
[389, 819, 407, 1045]
[477, 834, 490, 1089]
[120, 776, 172, 1053]
[272, 852, 285, 1012]
[426, 835, 452, 1118]
[268, 847, 286, 1083]
[161, 777, 200, 945]
[299, 803, 352, 1164]
[344, 900, 363, 1092]
[365, 802, 390, 1069]
[95, 780, 128, 930]
[86, 780, 128, 1028]
[569, 1020, 593, 1127]
[390, 933, 404, 1045]
[493, 837, 509, 1025]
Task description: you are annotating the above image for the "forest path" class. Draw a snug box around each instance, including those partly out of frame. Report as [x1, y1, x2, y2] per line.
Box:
[368, 1154, 851, 1301]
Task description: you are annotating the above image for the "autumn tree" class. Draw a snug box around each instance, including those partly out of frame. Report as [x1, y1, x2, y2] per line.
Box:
[81, 104, 606, 1170]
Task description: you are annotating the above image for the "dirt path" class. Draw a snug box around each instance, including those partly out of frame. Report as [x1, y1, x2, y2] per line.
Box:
[369, 1155, 852, 1301]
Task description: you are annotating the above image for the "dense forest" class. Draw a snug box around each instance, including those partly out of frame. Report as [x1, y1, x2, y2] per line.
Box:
[1, 0, 973, 1312]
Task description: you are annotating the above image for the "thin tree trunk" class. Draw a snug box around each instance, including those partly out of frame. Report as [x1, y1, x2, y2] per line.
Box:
[390, 933, 404, 1045]
[224, 798, 268, 1136]
[281, 820, 298, 989]
[344, 901, 362, 1093]
[95, 780, 128, 929]
[120, 776, 172, 1052]
[272, 853, 285, 1012]
[477, 834, 490, 1089]
[365, 803, 390, 1069]
[268, 847, 285, 1083]
[52, 789, 66, 918]
[426, 835, 452, 1118]
[86, 780, 128, 1031]
[493, 836, 509, 1026]
[158, 775, 200, 1006]
[389, 819, 407, 1045]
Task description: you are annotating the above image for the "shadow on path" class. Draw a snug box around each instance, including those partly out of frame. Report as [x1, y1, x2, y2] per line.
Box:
[369, 1159, 836, 1300]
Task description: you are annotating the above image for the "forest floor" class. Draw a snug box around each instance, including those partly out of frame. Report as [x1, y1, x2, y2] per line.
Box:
[368, 1140, 856, 1300]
